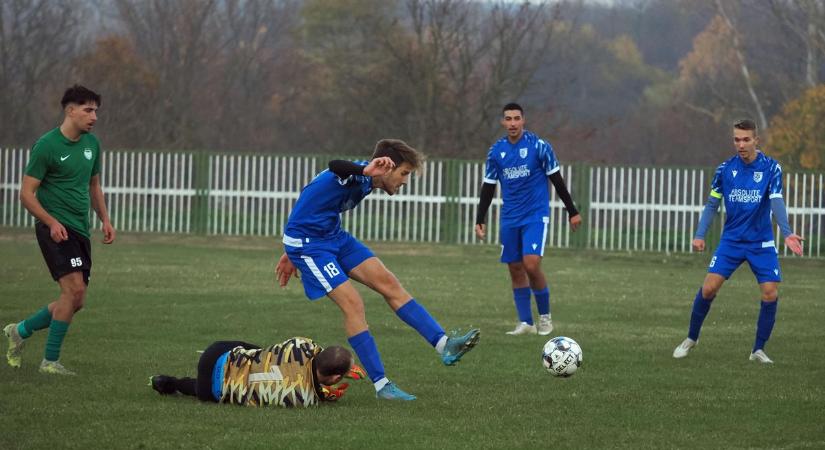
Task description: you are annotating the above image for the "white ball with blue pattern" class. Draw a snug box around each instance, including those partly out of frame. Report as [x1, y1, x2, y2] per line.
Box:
[542, 336, 583, 377]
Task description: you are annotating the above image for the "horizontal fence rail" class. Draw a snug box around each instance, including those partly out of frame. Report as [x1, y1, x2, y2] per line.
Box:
[1, 148, 823, 257]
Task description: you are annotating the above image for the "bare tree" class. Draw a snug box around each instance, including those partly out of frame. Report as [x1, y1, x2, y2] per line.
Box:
[769, 0, 825, 87]
[205, 0, 302, 150]
[0, 0, 88, 145]
[379, 0, 562, 156]
[112, 0, 222, 149]
[713, 0, 767, 131]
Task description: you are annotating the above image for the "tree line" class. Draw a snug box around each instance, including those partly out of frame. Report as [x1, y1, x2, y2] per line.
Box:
[1, 0, 823, 169]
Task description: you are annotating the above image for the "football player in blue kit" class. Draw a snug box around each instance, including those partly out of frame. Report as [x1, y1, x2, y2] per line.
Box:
[275, 139, 480, 401]
[475, 103, 581, 336]
[673, 119, 803, 364]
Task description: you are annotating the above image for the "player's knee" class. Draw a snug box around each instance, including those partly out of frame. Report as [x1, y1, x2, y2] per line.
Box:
[340, 297, 366, 318]
[67, 285, 86, 303]
[523, 260, 542, 276]
[761, 288, 778, 301]
[701, 285, 719, 299]
[375, 271, 403, 295]
[508, 263, 525, 277]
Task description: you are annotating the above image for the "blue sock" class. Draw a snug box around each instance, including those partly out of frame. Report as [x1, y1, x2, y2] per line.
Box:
[513, 287, 533, 325]
[396, 299, 445, 346]
[533, 286, 550, 315]
[347, 331, 386, 383]
[688, 289, 714, 341]
[753, 299, 778, 352]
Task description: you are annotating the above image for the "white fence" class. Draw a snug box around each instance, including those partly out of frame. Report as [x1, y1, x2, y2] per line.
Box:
[1, 148, 823, 257]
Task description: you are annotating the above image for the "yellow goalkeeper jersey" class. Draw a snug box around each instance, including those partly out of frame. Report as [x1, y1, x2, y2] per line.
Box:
[219, 337, 324, 408]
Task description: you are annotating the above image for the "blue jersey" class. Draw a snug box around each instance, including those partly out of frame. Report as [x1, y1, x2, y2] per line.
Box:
[710, 151, 783, 247]
[284, 161, 372, 240]
[483, 130, 560, 227]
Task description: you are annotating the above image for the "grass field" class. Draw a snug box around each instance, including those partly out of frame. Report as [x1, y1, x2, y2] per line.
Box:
[1, 228, 823, 449]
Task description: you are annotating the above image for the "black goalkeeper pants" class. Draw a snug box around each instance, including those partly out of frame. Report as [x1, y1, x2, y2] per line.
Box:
[164, 340, 259, 402]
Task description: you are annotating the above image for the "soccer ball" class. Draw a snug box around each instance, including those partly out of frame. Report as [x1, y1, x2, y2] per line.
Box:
[542, 336, 583, 377]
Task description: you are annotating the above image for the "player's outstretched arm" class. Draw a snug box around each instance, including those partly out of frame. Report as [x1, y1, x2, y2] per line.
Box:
[275, 253, 299, 288]
[770, 197, 803, 256]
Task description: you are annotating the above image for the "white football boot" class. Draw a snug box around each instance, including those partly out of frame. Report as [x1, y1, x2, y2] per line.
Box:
[672, 338, 696, 358]
[39, 359, 76, 376]
[537, 314, 553, 336]
[749, 349, 774, 364]
[506, 322, 537, 336]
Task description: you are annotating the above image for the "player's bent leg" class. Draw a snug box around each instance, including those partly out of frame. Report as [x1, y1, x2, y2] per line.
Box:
[328, 281, 369, 336]
[348, 257, 412, 310]
[40, 272, 85, 373]
[348, 257, 458, 362]
[329, 282, 393, 394]
[53, 272, 87, 322]
[37, 273, 86, 375]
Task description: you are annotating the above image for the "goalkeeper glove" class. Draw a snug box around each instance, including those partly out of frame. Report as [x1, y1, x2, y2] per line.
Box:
[347, 363, 366, 380]
[322, 383, 350, 401]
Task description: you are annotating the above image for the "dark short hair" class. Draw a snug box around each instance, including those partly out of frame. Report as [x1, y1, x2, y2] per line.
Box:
[733, 118, 757, 133]
[502, 103, 523, 115]
[372, 139, 425, 171]
[61, 85, 101, 109]
[314, 346, 353, 377]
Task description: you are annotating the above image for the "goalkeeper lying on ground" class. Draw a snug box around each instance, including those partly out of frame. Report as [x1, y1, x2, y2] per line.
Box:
[149, 337, 365, 407]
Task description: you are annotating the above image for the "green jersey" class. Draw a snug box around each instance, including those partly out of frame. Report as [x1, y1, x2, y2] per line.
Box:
[24, 127, 101, 237]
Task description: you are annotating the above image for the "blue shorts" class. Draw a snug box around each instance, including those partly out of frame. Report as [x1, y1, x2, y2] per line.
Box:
[283, 231, 375, 300]
[707, 240, 781, 283]
[499, 218, 549, 263]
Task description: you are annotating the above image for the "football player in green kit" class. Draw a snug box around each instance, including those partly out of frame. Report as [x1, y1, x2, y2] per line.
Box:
[4, 85, 115, 375]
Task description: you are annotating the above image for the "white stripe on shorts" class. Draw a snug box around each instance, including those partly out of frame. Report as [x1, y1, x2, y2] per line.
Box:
[540, 216, 549, 256]
[301, 256, 333, 293]
[282, 234, 303, 247]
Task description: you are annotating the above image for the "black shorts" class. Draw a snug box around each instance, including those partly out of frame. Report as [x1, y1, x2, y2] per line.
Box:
[35, 222, 92, 285]
[195, 340, 260, 402]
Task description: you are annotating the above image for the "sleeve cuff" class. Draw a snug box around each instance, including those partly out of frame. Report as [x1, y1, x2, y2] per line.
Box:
[769, 193, 783, 199]
[482, 178, 497, 184]
[546, 166, 561, 176]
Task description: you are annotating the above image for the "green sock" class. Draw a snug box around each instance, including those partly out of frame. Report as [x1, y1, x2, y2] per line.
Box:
[44, 320, 70, 362]
[18, 306, 52, 339]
